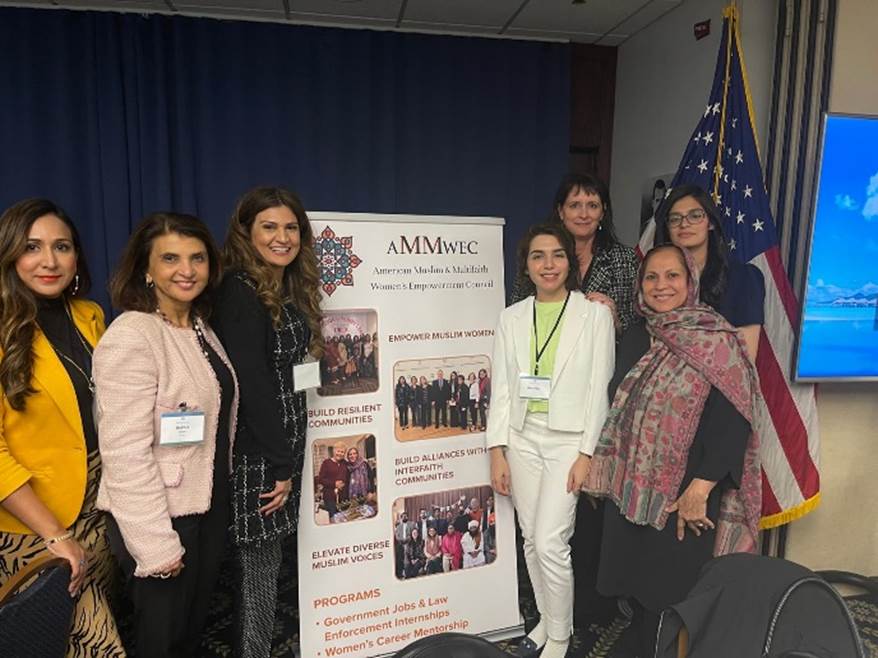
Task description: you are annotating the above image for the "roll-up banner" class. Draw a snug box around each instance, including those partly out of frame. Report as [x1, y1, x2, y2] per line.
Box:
[299, 212, 521, 658]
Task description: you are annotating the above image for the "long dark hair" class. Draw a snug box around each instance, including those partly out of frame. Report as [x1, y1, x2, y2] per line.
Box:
[655, 184, 728, 309]
[516, 223, 580, 293]
[224, 186, 323, 358]
[109, 212, 222, 318]
[0, 199, 92, 411]
[550, 173, 621, 254]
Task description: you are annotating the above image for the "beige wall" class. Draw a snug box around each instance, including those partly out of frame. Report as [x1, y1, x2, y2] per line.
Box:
[784, 0, 878, 576]
[786, 385, 878, 574]
[828, 0, 878, 114]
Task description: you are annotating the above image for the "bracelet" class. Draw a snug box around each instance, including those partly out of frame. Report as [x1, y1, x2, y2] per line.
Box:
[44, 530, 74, 546]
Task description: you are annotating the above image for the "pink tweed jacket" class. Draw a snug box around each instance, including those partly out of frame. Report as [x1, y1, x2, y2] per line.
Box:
[94, 311, 239, 577]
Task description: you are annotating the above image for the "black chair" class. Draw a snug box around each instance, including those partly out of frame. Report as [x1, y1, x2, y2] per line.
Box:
[0, 555, 74, 658]
[393, 631, 510, 658]
[656, 554, 866, 658]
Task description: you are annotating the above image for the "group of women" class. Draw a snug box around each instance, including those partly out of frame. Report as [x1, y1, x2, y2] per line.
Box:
[489, 175, 764, 658]
[0, 170, 764, 658]
[322, 333, 377, 386]
[394, 369, 491, 432]
[0, 187, 321, 658]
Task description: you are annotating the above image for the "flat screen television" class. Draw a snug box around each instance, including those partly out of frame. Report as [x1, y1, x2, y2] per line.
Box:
[795, 113, 878, 381]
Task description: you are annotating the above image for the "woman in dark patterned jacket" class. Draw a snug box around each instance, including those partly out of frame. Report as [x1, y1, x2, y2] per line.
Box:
[212, 187, 323, 658]
[509, 173, 640, 334]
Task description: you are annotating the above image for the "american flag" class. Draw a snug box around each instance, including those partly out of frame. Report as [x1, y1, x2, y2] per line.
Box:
[638, 7, 820, 528]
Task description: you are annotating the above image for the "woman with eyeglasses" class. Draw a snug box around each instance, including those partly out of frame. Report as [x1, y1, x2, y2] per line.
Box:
[656, 184, 765, 361]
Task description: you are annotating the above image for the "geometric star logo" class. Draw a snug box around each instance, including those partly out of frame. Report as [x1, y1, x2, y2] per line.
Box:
[314, 225, 363, 297]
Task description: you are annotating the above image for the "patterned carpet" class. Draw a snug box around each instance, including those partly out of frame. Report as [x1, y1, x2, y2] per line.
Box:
[189, 535, 878, 658]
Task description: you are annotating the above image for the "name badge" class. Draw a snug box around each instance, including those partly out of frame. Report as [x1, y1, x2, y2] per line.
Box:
[519, 374, 551, 400]
[293, 361, 322, 392]
[159, 411, 206, 446]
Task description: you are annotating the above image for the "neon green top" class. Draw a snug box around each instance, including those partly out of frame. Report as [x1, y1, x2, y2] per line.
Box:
[528, 298, 567, 413]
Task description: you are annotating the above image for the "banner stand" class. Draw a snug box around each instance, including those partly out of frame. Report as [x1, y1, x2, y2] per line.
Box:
[299, 212, 521, 658]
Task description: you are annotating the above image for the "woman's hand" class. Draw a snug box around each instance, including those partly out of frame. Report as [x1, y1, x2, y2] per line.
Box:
[1, 485, 92, 596]
[259, 478, 293, 515]
[666, 478, 717, 540]
[490, 448, 511, 496]
[45, 536, 89, 596]
[567, 454, 591, 493]
[585, 292, 620, 330]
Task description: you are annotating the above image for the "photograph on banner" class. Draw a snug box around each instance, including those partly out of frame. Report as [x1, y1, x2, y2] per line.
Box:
[392, 485, 496, 580]
[312, 434, 378, 526]
[393, 355, 491, 441]
[640, 172, 675, 235]
[318, 309, 379, 397]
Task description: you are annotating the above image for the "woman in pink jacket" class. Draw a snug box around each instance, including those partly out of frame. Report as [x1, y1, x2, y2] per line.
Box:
[94, 212, 239, 657]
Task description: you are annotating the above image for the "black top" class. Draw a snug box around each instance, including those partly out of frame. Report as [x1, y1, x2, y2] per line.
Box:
[716, 261, 765, 327]
[212, 274, 295, 481]
[37, 297, 98, 453]
[598, 321, 750, 612]
[201, 335, 234, 501]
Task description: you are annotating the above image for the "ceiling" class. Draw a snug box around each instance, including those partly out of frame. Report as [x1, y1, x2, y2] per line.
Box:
[0, 0, 683, 45]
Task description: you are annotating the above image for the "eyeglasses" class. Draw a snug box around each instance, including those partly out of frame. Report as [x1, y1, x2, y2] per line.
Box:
[666, 209, 707, 227]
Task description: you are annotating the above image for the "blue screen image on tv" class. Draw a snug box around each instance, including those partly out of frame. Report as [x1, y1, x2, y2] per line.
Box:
[796, 114, 878, 380]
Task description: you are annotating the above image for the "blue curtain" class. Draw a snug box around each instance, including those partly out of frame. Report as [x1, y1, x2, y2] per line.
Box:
[0, 8, 569, 308]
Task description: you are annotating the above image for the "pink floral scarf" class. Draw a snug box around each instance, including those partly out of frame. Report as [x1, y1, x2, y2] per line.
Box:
[583, 247, 762, 555]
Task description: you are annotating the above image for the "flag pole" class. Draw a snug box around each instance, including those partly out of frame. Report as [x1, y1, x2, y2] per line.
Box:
[713, 5, 736, 199]
[730, 4, 764, 162]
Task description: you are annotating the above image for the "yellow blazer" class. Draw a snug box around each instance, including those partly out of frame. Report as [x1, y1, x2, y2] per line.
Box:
[0, 299, 105, 535]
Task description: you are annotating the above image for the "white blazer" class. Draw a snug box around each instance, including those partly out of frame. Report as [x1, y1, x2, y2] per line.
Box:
[485, 291, 615, 455]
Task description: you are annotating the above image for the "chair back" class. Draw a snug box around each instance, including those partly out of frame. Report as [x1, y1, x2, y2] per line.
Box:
[392, 631, 509, 658]
[0, 555, 74, 658]
[656, 554, 866, 658]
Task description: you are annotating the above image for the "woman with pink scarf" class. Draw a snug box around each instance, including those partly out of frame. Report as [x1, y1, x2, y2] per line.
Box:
[583, 245, 761, 658]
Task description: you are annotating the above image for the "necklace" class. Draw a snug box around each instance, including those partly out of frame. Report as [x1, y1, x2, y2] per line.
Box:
[192, 318, 210, 359]
[48, 303, 95, 395]
[155, 309, 210, 359]
[63, 303, 95, 361]
[53, 349, 95, 395]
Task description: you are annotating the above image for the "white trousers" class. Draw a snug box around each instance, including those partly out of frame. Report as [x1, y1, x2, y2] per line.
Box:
[507, 412, 581, 641]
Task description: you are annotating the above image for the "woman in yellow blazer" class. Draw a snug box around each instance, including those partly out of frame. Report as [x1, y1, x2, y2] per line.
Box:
[0, 199, 124, 657]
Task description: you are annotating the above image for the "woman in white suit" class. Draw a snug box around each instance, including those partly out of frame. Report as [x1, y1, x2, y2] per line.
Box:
[487, 223, 615, 658]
